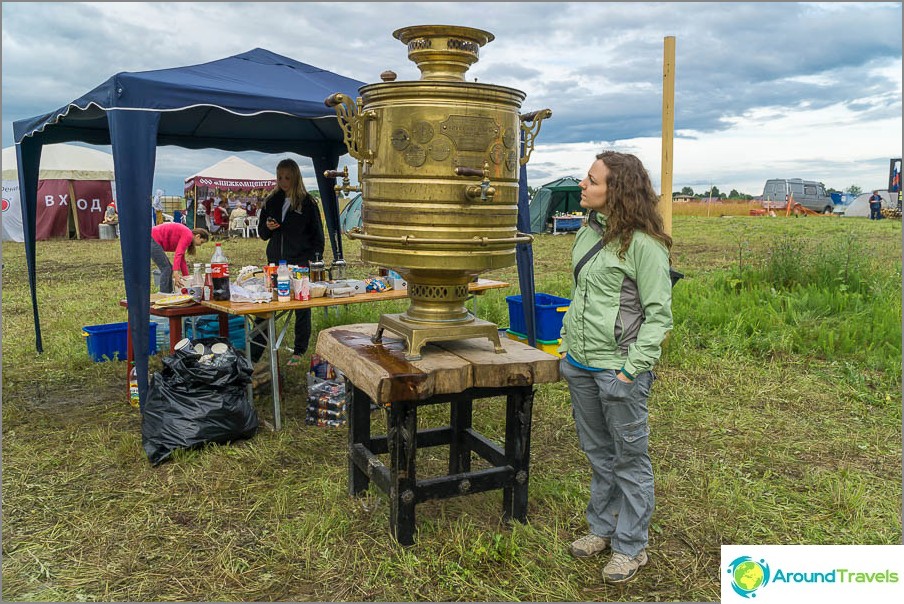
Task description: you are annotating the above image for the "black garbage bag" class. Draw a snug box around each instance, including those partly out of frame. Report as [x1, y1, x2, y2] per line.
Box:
[141, 337, 258, 466]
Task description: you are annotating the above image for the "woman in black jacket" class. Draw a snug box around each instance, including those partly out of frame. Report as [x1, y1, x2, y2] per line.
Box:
[252, 158, 325, 370]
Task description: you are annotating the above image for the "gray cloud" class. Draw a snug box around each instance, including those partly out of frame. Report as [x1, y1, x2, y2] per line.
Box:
[2, 2, 900, 195]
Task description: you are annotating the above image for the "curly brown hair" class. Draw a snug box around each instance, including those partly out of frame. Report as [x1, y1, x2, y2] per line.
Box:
[596, 151, 672, 259]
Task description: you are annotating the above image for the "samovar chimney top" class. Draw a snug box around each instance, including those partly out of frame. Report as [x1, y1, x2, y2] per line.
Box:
[392, 25, 495, 82]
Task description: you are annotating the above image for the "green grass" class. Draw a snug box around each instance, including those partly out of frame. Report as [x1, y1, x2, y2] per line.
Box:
[2, 215, 902, 602]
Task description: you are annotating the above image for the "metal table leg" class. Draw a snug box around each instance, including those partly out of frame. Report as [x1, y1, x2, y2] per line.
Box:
[268, 315, 281, 431]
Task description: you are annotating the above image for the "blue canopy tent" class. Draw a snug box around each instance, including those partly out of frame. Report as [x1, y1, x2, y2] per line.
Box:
[14, 48, 365, 408]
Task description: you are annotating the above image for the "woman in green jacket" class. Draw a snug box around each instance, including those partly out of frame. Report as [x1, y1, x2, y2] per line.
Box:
[560, 151, 673, 584]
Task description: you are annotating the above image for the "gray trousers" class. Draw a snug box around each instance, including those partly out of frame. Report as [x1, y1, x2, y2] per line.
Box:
[561, 359, 655, 557]
[150, 239, 174, 293]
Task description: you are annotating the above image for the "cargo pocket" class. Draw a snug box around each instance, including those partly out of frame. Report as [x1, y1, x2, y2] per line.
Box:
[618, 418, 649, 457]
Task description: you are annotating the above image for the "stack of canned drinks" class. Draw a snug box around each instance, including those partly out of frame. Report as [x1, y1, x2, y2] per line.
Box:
[305, 354, 348, 428]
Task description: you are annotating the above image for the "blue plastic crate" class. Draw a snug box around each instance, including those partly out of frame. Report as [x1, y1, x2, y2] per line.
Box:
[506, 293, 571, 342]
[83, 322, 157, 362]
[183, 314, 246, 350]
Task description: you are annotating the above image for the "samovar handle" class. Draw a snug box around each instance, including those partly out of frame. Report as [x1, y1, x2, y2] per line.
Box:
[519, 108, 552, 166]
[325, 93, 376, 164]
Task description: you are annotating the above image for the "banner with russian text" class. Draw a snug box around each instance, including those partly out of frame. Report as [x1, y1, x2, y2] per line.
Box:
[71, 179, 116, 239]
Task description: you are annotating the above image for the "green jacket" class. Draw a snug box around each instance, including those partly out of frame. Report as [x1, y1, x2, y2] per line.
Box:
[559, 212, 673, 377]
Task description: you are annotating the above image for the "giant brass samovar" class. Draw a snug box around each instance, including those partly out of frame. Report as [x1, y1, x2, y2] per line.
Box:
[326, 25, 550, 360]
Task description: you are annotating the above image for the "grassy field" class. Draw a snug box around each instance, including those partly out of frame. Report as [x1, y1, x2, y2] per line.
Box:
[2, 214, 902, 602]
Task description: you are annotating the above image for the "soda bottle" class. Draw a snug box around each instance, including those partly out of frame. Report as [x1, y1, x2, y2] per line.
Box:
[210, 243, 231, 301]
[276, 260, 291, 302]
[267, 262, 277, 291]
[203, 263, 213, 301]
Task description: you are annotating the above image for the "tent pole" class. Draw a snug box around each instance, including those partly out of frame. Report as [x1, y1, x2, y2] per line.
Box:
[67, 180, 82, 239]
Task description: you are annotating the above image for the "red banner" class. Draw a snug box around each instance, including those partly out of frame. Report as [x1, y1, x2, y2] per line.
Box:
[72, 180, 115, 239]
[34, 179, 114, 239]
[36, 180, 71, 239]
[184, 176, 276, 192]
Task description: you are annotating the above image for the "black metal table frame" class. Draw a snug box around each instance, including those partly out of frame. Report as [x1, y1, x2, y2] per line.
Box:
[346, 383, 534, 546]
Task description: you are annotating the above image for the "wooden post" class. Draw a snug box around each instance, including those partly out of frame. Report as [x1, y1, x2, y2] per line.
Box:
[67, 181, 82, 239]
[661, 36, 676, 236]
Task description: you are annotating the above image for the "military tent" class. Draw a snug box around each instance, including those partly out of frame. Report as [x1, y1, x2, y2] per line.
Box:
[2, 143, 115, 241]
[528, 176, 583, 233]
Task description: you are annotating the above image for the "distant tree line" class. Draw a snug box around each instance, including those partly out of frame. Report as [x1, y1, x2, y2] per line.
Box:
[674, 186, 755, 200]
[673, 184, 864, 200]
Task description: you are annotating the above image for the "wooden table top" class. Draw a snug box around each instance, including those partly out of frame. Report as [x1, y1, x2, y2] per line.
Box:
[200, 278, 510, 317]
[316, 322, 561, 404]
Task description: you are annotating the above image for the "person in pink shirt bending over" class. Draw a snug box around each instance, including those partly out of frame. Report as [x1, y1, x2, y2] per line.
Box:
[150, 222, 211, 292]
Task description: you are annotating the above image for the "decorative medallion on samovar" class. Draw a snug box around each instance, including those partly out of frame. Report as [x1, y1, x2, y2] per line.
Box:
[326, 24, 551, 359]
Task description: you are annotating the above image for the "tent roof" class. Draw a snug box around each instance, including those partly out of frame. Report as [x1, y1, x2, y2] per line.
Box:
[540, 176, 582, 190]
[185, 155, 276, 183]
[2, 143, 114, 181]
[12, 47, 366, 410]
[14, 48, 364, 154]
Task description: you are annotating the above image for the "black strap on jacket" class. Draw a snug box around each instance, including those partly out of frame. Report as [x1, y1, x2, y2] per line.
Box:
[573, 211, 605, 282]
[574, 210, 685, 288]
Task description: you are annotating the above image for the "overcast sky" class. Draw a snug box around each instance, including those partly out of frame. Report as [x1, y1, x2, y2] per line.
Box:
[2, 2, 901, 196]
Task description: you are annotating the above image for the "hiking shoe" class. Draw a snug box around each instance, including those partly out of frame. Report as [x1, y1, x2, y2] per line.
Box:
[602, 550, 648, 584]
[568, 533, 610, 558]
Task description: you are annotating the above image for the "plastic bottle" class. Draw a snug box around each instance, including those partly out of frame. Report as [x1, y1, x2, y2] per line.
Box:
[128, 365, 140, 408]
[210, 243, 231, 301]
[276, 260, 291, 302]
[192, 263, 203, 287]
[203, 263, 213, 301]
[267, 262, 277, 292]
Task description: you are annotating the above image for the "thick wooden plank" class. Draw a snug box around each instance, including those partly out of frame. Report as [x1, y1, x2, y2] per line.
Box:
[317, 319, 560, 404]
[437, 336, 561, 388]
[316, 324, 471, 404]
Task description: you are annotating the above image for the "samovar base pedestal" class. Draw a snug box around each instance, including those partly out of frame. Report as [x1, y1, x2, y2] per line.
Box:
[372, 313, 505, 361]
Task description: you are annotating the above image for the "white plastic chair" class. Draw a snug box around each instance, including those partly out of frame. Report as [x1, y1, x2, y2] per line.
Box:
[244, 216, 259, 238]
[228, 215, 246, 237]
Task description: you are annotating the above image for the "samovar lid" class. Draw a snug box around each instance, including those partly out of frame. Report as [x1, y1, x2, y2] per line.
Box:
[392, 25, 495, 82]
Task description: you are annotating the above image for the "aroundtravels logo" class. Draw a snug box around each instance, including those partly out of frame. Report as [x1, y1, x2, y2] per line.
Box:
[727, 556, 771, 598]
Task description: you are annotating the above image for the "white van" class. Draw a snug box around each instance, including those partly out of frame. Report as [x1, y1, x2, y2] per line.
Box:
[761, 179, 834, 214]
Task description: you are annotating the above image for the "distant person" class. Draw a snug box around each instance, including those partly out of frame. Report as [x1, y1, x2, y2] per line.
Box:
[102, 201, 118, 225]
[560, 151, 673, 585]
[152, 190, 164, 225]
[228, 203, 248, 236]
[150, 223, 211, 293]
[102, 201, 119, 238]
[251, 158, 324, 379]
[868, 190, 883, 220]
[210, 201, 229, 235]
